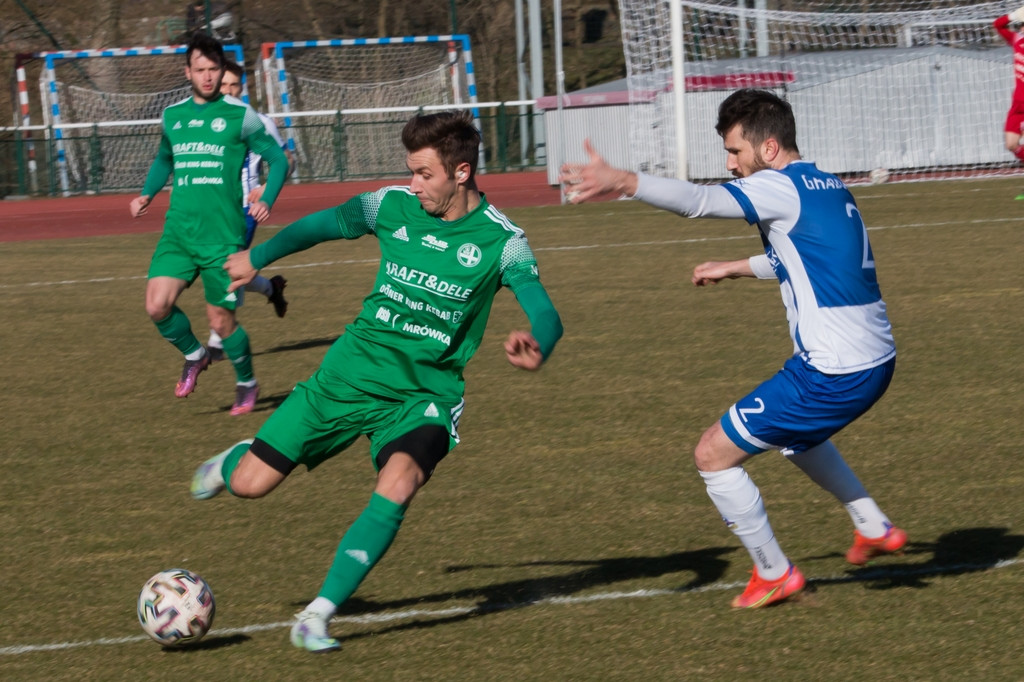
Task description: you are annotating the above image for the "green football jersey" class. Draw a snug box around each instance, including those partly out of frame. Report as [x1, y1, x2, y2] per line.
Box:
[143, 94, 281, 247]
[318, 187, 542, 401]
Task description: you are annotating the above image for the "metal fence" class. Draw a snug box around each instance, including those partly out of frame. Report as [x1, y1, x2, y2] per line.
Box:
[0, 102, 546, 197]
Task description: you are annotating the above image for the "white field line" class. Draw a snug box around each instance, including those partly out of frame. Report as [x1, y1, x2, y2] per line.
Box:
[2, 214, 1016, 291]
[0, 557, 1019, 656]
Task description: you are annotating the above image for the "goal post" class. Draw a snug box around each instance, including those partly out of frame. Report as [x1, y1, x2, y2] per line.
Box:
[619, 0, 1019, 182]
[258, 34, 483, 180]
[38, 44, 245, 195]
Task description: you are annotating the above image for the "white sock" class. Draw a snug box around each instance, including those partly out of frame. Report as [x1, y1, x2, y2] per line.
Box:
[785, 441, 890, 537]
[208, 329, 223, 350]
[700, 467, 789, 580]
[246, 274, 273, 298]
[843, 498, 892, 539]
[185, 346, 207, 361]
[306, 596, 336, 620]
[237, 379, 258, 388]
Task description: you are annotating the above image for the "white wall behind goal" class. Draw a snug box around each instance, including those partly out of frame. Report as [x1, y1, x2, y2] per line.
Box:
[544, 46, 1012, 184]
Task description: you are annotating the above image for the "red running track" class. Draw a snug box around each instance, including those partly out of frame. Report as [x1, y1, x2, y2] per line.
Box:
[0, 171, 568, 242]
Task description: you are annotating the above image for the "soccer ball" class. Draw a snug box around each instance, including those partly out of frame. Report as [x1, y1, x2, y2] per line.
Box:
[869, 168, 891, 185]
[137, 568, 216, 647]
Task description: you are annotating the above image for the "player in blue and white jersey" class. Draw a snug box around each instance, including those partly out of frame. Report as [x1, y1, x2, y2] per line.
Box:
[206, 60, 296, 362]
[561, 88, 906, 609]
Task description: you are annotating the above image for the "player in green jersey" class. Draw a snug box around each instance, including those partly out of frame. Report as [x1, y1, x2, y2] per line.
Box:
[189, 110, 563, 652]
[129, 33, 289, 415]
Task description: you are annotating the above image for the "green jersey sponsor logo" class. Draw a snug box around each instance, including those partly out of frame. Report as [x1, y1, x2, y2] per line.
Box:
[172, 142, 225, 156]
[421, 234, 448, 251]
[402, 322, 452, 346]
[457, 243, 481, 268]
[384, 261, 473, 301]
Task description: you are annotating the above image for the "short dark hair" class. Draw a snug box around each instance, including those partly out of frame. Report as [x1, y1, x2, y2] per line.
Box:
[715, 89, 799, 154]
[223, 59, 243, 79]
[401, 110, 481, 178]
[185, 32, 225, 68]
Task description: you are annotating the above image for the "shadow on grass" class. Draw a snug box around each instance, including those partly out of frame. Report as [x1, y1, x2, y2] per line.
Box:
[161, 633, 250, 652]
[203, 390, 290, 416]
[824, 526, 1024, 590]
[329, 547, 735, 642]
[255, 336, 340, 357]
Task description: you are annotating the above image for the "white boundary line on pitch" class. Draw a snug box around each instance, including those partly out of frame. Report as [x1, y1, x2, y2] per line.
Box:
[1, 214, 1017, 291]
[1, 557, 1019, 656]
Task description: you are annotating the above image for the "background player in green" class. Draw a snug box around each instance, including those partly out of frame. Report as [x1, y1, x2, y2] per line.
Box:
[129, 33, 289, 415]
[190, 110, 563, 652]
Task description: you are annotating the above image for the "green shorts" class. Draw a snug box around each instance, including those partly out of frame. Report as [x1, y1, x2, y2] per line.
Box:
[255, 368, 463, 471]
[148, 232, 240, 309]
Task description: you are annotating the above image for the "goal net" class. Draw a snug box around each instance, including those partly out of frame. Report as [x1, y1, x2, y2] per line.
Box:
[618, 0, 1020, 182]
[40, 45, 245, 194]
[258, 35, 480, 180]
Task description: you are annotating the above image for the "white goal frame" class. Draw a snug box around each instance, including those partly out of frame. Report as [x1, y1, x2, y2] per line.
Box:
[620, 0, 1020, 182]
[37, 44, 245, 195]
[258, 34, 483, 179]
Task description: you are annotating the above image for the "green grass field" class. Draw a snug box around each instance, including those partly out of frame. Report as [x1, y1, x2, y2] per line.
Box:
[1, 178, 1022, 680]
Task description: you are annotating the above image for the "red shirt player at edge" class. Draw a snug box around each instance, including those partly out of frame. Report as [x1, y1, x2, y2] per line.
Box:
[994, 6, 1024, 172]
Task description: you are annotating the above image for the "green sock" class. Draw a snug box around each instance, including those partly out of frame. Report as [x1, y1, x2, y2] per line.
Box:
[318, 493, 407, 606]
[219, 441, 252, 496]
[154, 306, 201, 356]
[221, 324, 255, 383]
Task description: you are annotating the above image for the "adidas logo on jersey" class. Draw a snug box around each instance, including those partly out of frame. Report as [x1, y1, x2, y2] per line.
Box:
[424, 403, 440, 418]
[394, 226, 409, 242]
[172, 121, 182, 130]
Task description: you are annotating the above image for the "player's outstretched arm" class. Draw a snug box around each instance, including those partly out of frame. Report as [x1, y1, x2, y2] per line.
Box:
[244, 206, 348, 275]
[246, 185, 266, 206]
[559, 139, 638, 203]
[504, 330, 544, 371]
[133, 133, 173, 217]
[129, 195, 151, 218]
[225, 250, 258, 292]
[692, 259, 756, 287]
[508, 283, 563, 370]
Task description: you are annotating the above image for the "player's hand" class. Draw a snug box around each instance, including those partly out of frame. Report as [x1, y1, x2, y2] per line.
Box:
[558, 138, 638, 204]
[1011, 6, 1024, 23]
[504, 330, 543, 371]
[224, 250, 258, 292]
[248, 200, 271, 224]
[129, 195, 151, 218]
[692, 261, 740, 287]
[246, 185, 266, 206]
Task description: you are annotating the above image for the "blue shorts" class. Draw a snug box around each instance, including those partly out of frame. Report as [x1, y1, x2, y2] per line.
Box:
[720, 355, 895, 456]
[243, 212, 258, 247]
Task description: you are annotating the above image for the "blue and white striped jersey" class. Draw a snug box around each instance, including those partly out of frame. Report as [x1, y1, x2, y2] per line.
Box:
[723, 162, 895, 373]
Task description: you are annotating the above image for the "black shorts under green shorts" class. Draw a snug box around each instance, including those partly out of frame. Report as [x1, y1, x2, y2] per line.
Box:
[255, 367, 463, 471]
[148, 231, 240, 309]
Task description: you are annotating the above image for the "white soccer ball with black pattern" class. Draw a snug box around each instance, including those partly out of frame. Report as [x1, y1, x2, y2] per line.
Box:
[137, 568, 216, 647]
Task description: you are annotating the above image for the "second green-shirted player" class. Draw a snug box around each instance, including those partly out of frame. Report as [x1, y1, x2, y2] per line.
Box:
[131, 33, 288, 415]
[189, 111, 564, 653]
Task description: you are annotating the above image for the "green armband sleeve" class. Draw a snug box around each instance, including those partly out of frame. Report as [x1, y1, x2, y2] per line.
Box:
[250, 207, 344, 269]
[253, 140, 288, 207]
[514, 283, 564, 361]
[140, 135, 174, 198]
